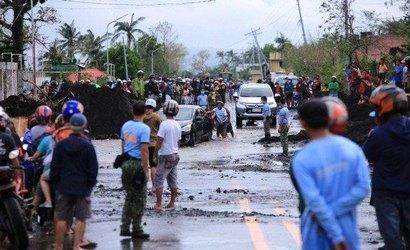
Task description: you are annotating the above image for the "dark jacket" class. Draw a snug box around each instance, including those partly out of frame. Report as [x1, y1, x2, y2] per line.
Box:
[50, 134, 98, 197]
[363, 116, 410, 197]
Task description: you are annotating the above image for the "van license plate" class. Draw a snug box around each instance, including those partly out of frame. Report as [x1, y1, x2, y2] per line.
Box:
[252, 108, 261, 113]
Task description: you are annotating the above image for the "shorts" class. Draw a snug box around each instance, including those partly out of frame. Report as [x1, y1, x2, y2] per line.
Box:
[149, 146, 157, 168]
[153, 154, 179, 189]
[285, 92, 293, 99]
[55, 194, 91, 222]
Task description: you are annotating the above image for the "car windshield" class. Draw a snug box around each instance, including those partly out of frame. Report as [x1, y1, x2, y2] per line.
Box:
[240, 87, 272, 97]
[276, 77, 298, 86]
[175, 108, 193, 121]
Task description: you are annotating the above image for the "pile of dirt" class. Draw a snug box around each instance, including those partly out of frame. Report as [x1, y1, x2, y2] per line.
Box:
[0, 95, 45, 117]
[1, 84, 137, 139]
[258, 130, 309, 144]
[61, 85, 136, 139]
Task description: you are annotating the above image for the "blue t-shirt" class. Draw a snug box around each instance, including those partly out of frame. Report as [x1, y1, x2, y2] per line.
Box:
[394, 64, 404, 83]
[213, 107, 228, 124]
[121, 121, 150, 159]
[293, 135, 370, 249]
[37, 135, 53, 156]
[262, 103, 271, 118]
[197, 94, 208, 107]
[278, 106, 290, 125]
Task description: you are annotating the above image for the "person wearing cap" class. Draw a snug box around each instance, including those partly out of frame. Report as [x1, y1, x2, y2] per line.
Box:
[363, 85, 410, 250]
[143, 99, 161, 186]
[50, 113, 98, 250]
[145, 74, 160, 100]
[293, 99, 370, 250]
[132, 70, 145, 99]
[327, 76, 340, 98]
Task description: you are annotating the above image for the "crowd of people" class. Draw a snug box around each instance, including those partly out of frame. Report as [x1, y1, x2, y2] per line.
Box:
[1, 57, 408, 250]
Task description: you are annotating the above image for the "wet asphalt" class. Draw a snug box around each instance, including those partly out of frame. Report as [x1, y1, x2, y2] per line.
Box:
[28, 103, 382, 250]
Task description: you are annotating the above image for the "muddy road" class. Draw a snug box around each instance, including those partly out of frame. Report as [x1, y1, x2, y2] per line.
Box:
[29, 104, 381, 250]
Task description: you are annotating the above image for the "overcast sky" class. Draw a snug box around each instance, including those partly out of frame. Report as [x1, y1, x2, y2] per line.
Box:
[34, 0, 403, 64]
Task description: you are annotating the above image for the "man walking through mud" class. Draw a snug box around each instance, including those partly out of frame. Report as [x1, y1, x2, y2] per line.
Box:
[277, 98, 290, 156]
[154, 100, 181, 211]
[261, 96, 271, 140]
[293, 99, 370, 250]
[119, 101, 150, 239]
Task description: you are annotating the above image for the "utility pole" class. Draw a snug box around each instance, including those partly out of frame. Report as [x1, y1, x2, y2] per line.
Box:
[30, 0, 36, 88]
[122, 37, 129, 80]
[343, 0, 352, 63]
[296, 0, 307, 44]
[245, 28, 267, 80]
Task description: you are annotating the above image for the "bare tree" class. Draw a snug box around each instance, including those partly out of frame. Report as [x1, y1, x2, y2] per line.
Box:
[191, 49, 210, 73]
[151, 21, 187, 74]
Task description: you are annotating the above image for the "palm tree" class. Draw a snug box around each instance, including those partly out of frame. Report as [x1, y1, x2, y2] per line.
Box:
[112, 14, 145, 49]
[216, 50, 225, 65]
[79, 30, 106, 66]
[58, 21, 81, 60]
[41, 39, 66, 64]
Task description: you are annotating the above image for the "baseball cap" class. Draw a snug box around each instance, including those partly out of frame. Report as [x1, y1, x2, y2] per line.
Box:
[70, 113, 87, 129]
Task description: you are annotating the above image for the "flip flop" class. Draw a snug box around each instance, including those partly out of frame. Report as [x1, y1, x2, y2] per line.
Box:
[164, 205, 176, 211]
[79, 241, 97, 249]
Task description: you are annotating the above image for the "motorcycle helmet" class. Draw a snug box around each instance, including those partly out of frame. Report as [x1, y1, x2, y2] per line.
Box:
[322, 97, 349, 135]
[145, 99, 157, 109]
[62, 100, 84, 121]
[369, 85, 408, 121]
[163, 100, 179, 116]
[137, 70, 144, 76]
[35, 105, 53, 124]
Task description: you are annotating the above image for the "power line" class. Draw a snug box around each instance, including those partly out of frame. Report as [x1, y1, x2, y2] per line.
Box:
[60, 0, 216, 7]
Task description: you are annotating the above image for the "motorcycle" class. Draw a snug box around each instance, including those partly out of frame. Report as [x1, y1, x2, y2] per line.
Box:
[0, 165, 29, 249]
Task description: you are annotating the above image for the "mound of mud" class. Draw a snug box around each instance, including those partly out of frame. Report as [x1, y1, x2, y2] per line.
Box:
[1, 84, 138, 139]
[0, 95, 45, 117]
[258, 130, 309, 144]
[63, 85, 136, 139]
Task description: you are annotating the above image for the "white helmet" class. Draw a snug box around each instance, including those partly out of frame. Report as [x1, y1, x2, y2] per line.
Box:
[163, 100, 179, 116]
[145, 99, 157, 109]
[0, 106, 10, 121]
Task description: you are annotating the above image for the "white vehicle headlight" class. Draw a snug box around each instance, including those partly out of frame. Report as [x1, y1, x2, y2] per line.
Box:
[182, 124, 192, 132]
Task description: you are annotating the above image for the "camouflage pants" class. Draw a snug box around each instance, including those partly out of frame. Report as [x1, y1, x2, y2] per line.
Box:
[280, 130, 288, 154]
[120, 159, 147, 232]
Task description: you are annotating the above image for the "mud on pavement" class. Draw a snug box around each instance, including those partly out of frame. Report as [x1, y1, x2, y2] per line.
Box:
[30, 104, 382, 250]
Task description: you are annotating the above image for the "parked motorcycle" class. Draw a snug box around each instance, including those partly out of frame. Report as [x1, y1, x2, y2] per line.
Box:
[0, 165, 29, 249]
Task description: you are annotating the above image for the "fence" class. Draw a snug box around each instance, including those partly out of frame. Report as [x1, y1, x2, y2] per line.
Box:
[0, 62, 39, 100]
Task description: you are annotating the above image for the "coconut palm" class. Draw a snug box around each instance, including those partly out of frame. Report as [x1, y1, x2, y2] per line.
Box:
[58, 21, 81, 60]
[79, 30, 106, 66]
[42, 39, 66, 64]
[112, 14, 145, 49]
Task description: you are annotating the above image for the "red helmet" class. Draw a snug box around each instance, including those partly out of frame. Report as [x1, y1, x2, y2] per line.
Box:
[322, 97, 349, 135]
[369, 85, 408, 119]
[35, 105, 53, 124]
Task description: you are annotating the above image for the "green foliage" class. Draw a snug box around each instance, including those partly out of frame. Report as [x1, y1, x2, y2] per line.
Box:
[238, 68, 251, 81]
[262, 43, 277, 60]
[282, 36, 345, 84]
[58, 21, 81, 60]
[112, 14, 145, 49]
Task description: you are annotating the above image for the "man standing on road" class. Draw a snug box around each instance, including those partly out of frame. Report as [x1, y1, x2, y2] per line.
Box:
[328, 76, 340, 98]
[119, 101, 151, 239]
[133, 70, 145, 99]
[277, 98, 290, 156]
[212, 101, 229, 139]
[284, 78, 294, 108]
[197, 90, 208, 109]
[261, 96, 271, 140]
[293, 99, 370, 250]
[154, 100, 181, 211]
[363, 85, 409, 250]
[143, 99, 161, 187]
[51, 114, 98, 250]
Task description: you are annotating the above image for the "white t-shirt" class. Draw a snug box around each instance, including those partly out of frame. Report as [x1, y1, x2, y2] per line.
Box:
[157, 119, 182, 156]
